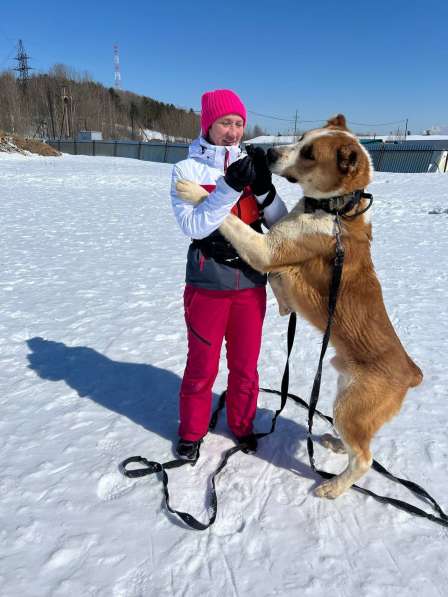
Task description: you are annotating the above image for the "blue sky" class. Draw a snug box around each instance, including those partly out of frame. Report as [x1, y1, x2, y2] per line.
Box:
[1, 0, 447, 135]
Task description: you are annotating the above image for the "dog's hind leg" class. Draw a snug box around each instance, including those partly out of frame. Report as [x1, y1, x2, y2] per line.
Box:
[314, 378, 372, 498]
[320, 434, 346, 454]
[319, 364, 349, 454]
[315, 377, 407, 499]
[315, 439, 372, 499]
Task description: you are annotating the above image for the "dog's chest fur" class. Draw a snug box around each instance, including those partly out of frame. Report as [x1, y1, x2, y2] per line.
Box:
[276, 199, 336, 238]
[269, 202, 373, 329]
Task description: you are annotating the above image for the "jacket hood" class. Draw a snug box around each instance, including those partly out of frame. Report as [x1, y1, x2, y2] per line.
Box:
[188, 136, 243, 171]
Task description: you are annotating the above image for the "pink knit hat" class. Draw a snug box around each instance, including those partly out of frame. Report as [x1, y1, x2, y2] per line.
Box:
[201, 89, 247, 135]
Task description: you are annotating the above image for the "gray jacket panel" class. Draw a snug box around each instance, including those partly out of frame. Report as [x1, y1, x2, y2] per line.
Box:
[186, 245, 267, 290]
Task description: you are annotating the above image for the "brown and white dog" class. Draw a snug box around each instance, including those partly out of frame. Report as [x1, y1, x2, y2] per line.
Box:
[176, 115, 422, 499]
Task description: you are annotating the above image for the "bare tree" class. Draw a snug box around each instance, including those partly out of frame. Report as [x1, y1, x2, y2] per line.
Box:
[0, 64, 200, 141]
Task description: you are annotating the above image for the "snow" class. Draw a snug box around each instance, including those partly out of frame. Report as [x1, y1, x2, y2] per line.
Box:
[1, 151, 448, 597]
[141, 128, 174, 141]
[246, 134, 448, 144]
[399, 135, 448, 141]
[245, 135, 298, 145]
[140, 129, 189, 143]
[382, 135, 448, 142]
[427, 125, 448, 136]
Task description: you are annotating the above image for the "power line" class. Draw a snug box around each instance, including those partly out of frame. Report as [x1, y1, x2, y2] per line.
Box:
[247, 109, 294, 122]
[246, 109, 408, 128]
[347, 119, 407, 127]
[295, 118, 327, 123]
[190, 106, 408, 131]
[0, 45, 16, 69]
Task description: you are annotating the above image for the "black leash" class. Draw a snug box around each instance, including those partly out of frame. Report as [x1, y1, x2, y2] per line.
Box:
[120, 307, 448, 530]
[119, 313, 298, 531]
[283, 199, 448, 529]
[261, 385, 448, 528]
[120, 191, 448, 530]
[306, 213, 345, 472]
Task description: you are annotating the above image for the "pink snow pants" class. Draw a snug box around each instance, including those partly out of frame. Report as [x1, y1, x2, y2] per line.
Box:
[179, 284, 267, 441]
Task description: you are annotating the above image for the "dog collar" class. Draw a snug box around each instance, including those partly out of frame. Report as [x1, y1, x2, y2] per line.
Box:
[304, 190, 373, 218]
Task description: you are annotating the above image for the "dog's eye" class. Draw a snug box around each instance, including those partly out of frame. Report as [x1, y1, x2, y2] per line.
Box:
[297, 134, 304, 142]
[300, 144, 314, 160]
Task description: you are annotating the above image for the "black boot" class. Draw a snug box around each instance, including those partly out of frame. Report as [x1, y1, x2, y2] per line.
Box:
[237, 434, 258, 455]
[176, 438, 202, 461]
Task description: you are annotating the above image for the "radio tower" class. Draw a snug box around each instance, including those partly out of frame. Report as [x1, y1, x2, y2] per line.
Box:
[14, 39, 32, 93]
[113, 44, 122, 90]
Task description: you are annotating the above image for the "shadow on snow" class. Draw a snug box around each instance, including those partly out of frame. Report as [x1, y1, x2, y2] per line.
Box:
[26, 336, 320, 482]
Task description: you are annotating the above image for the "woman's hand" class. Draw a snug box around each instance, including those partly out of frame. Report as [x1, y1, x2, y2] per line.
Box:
[224, 156, 256, 192]
[247, 146, 273, 196]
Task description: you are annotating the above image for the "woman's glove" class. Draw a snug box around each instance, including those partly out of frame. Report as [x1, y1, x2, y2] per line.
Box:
[248, 146, 273, 196]
[224, 156, 256, 192]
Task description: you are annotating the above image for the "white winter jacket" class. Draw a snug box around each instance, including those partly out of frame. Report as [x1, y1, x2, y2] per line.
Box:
[170, 136, 287, 239]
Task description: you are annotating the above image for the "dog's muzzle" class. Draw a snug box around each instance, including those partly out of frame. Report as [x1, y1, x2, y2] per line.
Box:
[266, 147, 279, 166]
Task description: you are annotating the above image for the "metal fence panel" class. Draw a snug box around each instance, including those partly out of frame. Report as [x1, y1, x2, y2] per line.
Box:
[48, 139, 445, 173]
[141, 144, 168, 162]
[115, 142, 140, 159]
[367, 146, 443, 173]
[59, 141, 76, 154]
[75, 141, 94, 156]
[95, 141, 115, 157]
[165, 145, 189, 163]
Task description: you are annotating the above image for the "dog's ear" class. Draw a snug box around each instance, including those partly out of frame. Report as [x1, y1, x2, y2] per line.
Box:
[337, 143, 359, 174]
[326, 114, 348, 130]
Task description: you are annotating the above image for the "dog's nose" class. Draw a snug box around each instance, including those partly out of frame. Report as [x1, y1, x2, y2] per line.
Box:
[267, 148, 278, 165]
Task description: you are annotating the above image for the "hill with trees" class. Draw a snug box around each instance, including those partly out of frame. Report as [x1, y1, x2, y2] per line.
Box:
[0, 64, 265, 142]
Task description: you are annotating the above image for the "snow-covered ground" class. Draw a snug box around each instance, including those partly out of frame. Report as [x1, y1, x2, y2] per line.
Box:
[1, 152, 447, 597]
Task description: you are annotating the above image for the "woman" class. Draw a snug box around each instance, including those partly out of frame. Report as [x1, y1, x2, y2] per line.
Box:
[170, 89, 287, 460]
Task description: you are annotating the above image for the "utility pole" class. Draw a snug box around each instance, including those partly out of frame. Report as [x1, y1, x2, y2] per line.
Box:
[46, 83, 56, 139]
[113, 44, 122, 90]
[404, 118, 408, 141]
[13, 39, 32, 93]
[293, 109, 298, 139]
[130, 102, 137, 140]
[59, 87, 73, 139]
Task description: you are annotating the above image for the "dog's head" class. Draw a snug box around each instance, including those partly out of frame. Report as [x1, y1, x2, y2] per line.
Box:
[267, 115, 373, 198]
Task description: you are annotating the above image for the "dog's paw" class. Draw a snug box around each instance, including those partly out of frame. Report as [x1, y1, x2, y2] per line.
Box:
[314, 478, 345, 499]
[320, 433, 346, 454]
[176, 179, 209, 204]
[278, 304, 292, 316]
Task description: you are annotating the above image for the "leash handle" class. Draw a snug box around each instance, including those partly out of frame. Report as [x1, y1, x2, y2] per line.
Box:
[119, 445, 249, 531]
[120, 456, 190, 478]
[120, 456, 162, 477]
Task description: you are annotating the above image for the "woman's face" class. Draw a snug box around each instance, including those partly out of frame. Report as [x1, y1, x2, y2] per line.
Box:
[208, 114, 245, 146]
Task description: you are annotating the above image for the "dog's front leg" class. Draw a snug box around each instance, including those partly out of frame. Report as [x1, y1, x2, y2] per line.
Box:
[219, 215, 275, 272]
[176, 180, 209, 205]
[220, 214, 316, 272]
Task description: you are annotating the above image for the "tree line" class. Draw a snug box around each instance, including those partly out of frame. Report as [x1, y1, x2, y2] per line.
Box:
[0, 64, 266, 142]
